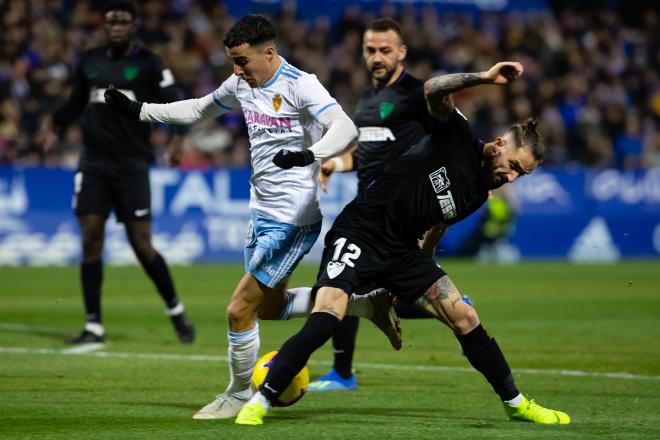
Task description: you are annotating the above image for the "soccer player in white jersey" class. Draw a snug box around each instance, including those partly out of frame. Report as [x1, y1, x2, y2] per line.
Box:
[104, 14, 402, 419]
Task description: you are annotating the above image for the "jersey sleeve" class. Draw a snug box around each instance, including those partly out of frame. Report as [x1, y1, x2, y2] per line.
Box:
[292, 74, 338, 121]
[211, 75, 241, 111]
[150, 55, 182, 104]
[52, 60, 90, 128]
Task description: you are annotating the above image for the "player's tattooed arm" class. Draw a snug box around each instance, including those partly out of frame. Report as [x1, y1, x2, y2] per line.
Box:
[423, 73, 486, 122]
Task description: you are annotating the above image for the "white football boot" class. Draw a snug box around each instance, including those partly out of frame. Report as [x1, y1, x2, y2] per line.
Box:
[192, 392, 251, 419]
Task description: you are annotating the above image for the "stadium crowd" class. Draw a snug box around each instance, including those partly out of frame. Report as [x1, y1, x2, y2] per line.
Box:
[0, 0, 658, 169]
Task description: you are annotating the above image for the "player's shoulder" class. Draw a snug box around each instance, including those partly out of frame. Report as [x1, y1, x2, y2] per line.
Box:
[130, 45, 164, 64]
[398, 72, 425, 89]
[79, 46, 105, 62]
[431, 107, 473, 139]
[276, 58, 320, 89]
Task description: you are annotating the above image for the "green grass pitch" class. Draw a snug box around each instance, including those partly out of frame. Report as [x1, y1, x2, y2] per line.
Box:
[1, 261, 659, 439]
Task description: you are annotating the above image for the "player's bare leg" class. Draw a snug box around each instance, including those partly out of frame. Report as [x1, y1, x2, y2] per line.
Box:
[67, 214, 106, 344]
[415, 275, 569, 424]
[125, 220, 195, 343]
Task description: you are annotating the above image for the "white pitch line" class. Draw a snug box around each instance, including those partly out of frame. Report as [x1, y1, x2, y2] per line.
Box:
[0, 322, 72, 335]
[1, 346, 659, 382]
[61, 343, 106, 354]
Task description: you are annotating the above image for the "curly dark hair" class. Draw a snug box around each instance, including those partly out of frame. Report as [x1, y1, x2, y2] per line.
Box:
[103, 0, 137, 19]
[223, 15, 277, 49]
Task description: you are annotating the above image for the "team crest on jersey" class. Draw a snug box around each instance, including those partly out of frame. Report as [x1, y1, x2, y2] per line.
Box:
[379, 102, 394, 120]
[429, 167, 450, 193]
[272, 93, 283, 112]
[326, 261, 346, 279]
[123, 66, 139, 81]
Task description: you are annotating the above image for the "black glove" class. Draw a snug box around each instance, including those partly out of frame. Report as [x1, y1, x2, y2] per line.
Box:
[272, 149, 316, 169]
[104, 85, 143, 119]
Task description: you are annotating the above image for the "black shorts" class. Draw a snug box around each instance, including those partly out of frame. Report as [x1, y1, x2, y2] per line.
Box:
[314, 228, 446, 304]
[72, 169, 151, 223]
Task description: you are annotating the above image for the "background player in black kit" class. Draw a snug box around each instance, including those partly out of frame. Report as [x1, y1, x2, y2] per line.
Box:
[311, 18, 446, 392]
[39, 0, 195, 345]
[236, 60, 570, 426]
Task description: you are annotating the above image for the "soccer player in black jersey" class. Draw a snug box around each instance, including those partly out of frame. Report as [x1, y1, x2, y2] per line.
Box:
[39, 0, 195, 345]
[311, 18, 446, 392]
[236, 61, 570, 426]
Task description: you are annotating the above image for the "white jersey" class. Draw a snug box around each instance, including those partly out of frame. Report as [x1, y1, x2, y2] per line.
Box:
[213, 57, 338, 226]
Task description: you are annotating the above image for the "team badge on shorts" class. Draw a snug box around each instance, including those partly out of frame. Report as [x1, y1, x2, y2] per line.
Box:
[272, 93, 282, 112]
[326, 261, 346, 279]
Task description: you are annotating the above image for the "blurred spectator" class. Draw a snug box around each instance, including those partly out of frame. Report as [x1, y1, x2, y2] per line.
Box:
[0, 1, 658, 169]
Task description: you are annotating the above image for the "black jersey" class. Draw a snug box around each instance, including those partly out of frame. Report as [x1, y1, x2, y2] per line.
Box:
[53, 45, 180, 172]
[334, 108, 489, 251]
[353, 71, 431, 189]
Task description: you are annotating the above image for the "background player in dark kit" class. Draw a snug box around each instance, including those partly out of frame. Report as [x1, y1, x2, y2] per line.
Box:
[38, 0, 194, 344]
[311, 18, 442, 391]
[236, 60, 570, 426]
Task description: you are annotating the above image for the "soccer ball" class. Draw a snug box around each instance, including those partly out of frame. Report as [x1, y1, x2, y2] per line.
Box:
[252, 350, 309, 407]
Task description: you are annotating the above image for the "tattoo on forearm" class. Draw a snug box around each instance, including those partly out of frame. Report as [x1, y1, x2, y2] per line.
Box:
[425, 73, 485, 96]
[424, 73, 485, 120]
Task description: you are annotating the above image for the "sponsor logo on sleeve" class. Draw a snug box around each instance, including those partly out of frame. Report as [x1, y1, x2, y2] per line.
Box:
[436, 191, 457, 220]
[429, 167, 450, 193]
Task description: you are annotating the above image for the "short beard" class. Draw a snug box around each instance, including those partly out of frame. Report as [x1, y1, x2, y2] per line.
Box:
[372, 66, 396, 87]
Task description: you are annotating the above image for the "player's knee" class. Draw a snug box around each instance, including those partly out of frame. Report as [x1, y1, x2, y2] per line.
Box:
[453, 306, 480, 334]
[226, 298, 256, 329]
[129, 236, 154, 261]
[81, 234, 103, 260]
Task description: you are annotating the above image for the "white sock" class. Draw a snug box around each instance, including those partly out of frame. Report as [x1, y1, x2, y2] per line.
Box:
[278, 287, 314, 320]
[165, 303, 184, 316]
[504, 393, 523, 406]
[345, 293, 373, 319]
[225, 322, 260, 400]
[247, 390, 271, 409]
[84, 322, 105, 337]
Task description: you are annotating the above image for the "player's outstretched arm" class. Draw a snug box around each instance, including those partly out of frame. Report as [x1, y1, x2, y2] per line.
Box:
[104, 85, 225, 124]
[424, 61, 523, 122]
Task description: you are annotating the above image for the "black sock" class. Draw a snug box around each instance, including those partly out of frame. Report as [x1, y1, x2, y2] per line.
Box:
[395, 301, 432, 319]
[261, 312, 339, 404]
[141, 252, 179, 309]
[81, 260, 103, 323]
[456, 324, 519, 401]
[332, 315, 359, 379]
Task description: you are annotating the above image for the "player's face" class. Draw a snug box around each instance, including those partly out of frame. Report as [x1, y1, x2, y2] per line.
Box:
[226, 43, 276, 88]
[362, 30, 406, 85]
[104, 11, 136, 46]
[482, 135, 537, 189]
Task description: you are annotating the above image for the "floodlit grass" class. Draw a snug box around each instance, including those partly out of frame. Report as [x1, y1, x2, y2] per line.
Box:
[1, 261, 659, 439]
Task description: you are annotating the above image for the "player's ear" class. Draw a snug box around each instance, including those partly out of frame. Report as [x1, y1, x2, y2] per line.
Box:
[264, 44, 276, 62]
[399, 44, 407, 62]
[493, 137, 505, 153]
